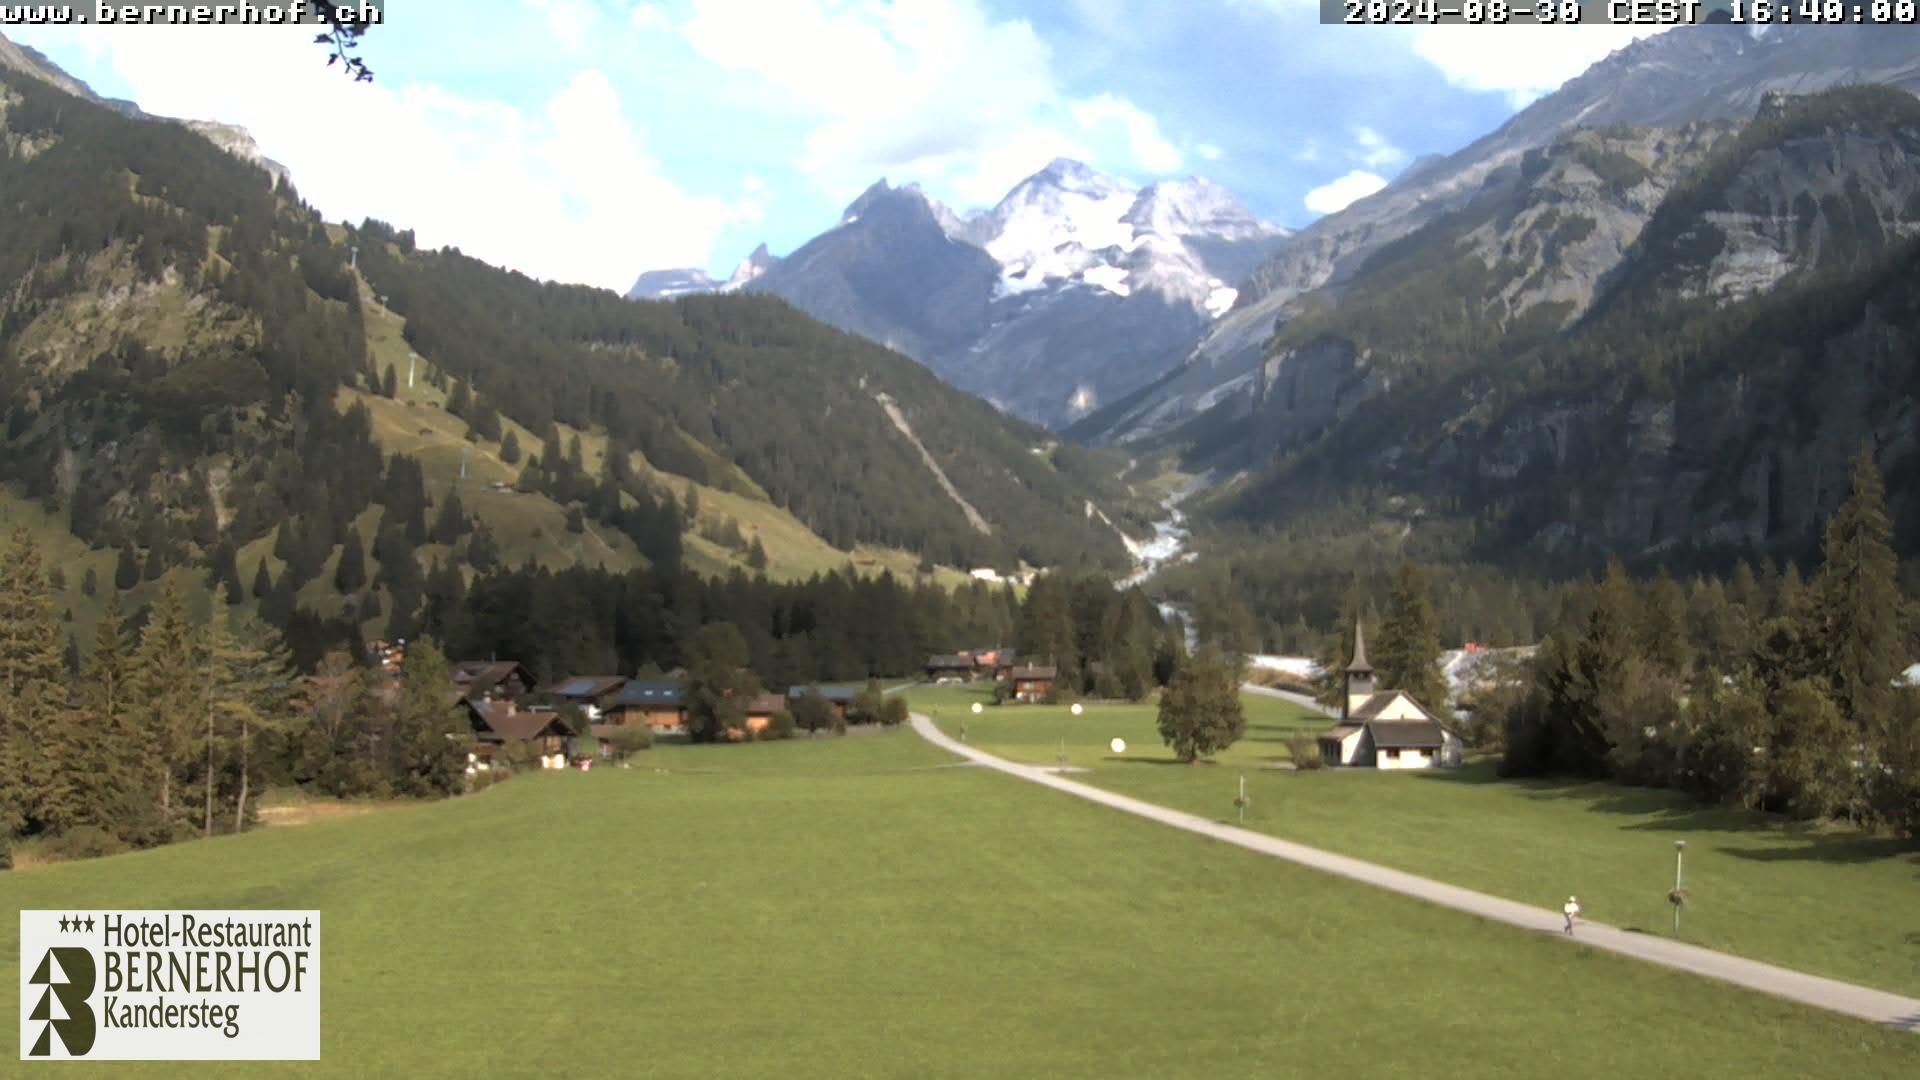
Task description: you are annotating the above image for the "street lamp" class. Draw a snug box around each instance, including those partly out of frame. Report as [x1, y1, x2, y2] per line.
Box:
[1671, 840, 1688, 934]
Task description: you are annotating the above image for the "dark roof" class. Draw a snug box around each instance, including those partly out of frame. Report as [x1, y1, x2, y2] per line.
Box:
[1367, 720, 1447, 750]
[466, 700, 573, 742]
[927, 653, 975, 669]
[745, 693, 787, 715]
[789, 686, 858, 702]
[1010, 665, 1057, 680]
[1319, 724, 1364, 743]
[551, 675, 627, 701]
[610, 681, 683, 708]
[1346, 622, 1374, 675]
[450, 660, 533, 692]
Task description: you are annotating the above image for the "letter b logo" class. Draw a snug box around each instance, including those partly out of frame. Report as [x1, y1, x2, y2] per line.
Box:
[27, 947, 96, 1057]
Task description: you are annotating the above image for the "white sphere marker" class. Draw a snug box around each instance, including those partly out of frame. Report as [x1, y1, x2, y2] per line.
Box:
[970, 702, 983, 714]
[1110, 737, 1127, 754]
[1070, 703, 1083, 715]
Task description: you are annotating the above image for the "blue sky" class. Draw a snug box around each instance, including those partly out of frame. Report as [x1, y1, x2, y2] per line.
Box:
[9, 2, 1664, 292]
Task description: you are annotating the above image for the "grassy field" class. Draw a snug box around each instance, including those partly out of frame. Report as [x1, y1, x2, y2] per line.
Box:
[912, 683, 1920, 998]
[2, 731, 1915, 1077]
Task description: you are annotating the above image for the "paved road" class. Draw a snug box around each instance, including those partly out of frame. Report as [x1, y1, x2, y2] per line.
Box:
[910, 712, 1920, 1033]
[1241, 682, 1337, 716]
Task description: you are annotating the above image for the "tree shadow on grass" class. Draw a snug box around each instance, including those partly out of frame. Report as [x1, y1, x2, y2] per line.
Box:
[1717, 836, 1920, 869]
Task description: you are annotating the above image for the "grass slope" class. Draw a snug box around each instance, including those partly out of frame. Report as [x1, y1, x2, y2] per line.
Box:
[0, 733, 1912, 1077]
[915, 684, 1920, 998]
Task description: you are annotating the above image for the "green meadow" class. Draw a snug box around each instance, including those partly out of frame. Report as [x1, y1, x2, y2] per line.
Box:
[914, 683, 1920, 998]
[2, 730, 1915, 1076]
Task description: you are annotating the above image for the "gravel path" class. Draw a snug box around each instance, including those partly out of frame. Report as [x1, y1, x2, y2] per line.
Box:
[911, 713, 1920, 1032]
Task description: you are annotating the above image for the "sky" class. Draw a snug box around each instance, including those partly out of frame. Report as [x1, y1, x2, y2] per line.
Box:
[8, 1, 1668, 293]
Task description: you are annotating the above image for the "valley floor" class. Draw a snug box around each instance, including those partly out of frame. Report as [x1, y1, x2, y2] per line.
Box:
[914, 685, 1920, 1000]
[1, 726, 1914, 1076]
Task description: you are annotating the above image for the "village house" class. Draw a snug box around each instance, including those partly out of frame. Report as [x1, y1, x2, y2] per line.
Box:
[1318, 624, 1463, 770]
[993, 652, 1021, 681]
[604, 681, 687, 734]
[741, 693, 788, 738]
[548, 675, 629, 722]
[463, 698, 575, 769]
[787, 685, 858, 718]
[926, 653, 976, 683]
[450, 660, 536, 703]
[1009, 664, 1057, 703]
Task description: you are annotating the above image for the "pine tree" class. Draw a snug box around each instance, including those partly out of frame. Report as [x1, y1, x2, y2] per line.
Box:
[201, 614, 294, 832]
[142, 542, 166, 582]
[446, 378, 471, 418]
[0, 530, 66, 842]
[1376, 563, 1449, 711]
[80, 567, 97, 597]
[335, 530, 367, 593]
[252, 557, 273, 599]
[431, 490, 468, 544]
[1639, 570, 1694, 678]
[747, 536, 769, 572]
[381, 364, 398, 398]
[389, 638, 468, 795]
[115, 541, 140, 591]
[132, 579, 197, 829]
[500, 429, 521, 465]
[684, 622, 758, 742]
[1812, 447, 1903, 733]
[78, 595, 161, 843]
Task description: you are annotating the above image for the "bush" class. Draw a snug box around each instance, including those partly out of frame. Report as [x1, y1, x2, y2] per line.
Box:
[1286, 733, 1324, 770]
[605, 725, 654, 758]
[757, 711, 797, 741]
[45, 826, 129, 862]
[881, 695, 909, 727]
[466, 768, 510, 794]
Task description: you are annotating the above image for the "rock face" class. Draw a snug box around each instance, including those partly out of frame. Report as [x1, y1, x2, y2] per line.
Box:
[1202, 86, 1920, 565]
[1081, 25, 1920, 446]
[627, 161, 1288, 430]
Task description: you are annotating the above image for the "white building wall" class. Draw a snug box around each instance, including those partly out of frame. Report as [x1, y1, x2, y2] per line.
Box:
[1375, 747, 1433, 770]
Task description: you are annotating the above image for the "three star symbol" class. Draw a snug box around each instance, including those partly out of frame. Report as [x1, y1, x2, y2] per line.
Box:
[56, 915, 94, 933]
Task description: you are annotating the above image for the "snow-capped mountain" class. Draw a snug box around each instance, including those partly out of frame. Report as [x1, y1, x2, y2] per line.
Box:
[623, 159, 1289, 428]
[625, 243, 782, 301]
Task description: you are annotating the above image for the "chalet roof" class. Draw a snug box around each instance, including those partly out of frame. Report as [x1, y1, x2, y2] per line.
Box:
[927, 653, 975, 669]
[1010, 665, 1057, 681]
[450, 660, 534, 693]
[550, 675, 627, 701]
[1319, 725, 1364, 744]
[1348, 691, 1442, 724]
[745, 693, 787, 715]
[789, 685, 859, 702]
[466, 700, 572, 742]
[610, 681, 683, 708]
[1346, 622, 1374, 675]
[1367, 720, 1446, 750]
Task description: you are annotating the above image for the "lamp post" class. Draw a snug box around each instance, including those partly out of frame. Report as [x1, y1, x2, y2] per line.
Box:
[1672, 840, 1687, 934]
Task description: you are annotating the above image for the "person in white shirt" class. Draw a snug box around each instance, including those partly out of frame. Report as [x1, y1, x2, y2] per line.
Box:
[1563, 896, 1581, 935]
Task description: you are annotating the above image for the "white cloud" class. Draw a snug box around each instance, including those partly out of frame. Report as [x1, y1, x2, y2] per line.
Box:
[1195, 142, 1223, 162]
[629, 2, 671, 31]
[14, 25, 755, 291]
[679, 0, 1175, 207]
[528, 0, 597, 51]
[1070, 93, 1183, 174]
[1303, 170, 1386, 215]
[1350, 126, 1406, 170]
[1409, 26, 1667, 108]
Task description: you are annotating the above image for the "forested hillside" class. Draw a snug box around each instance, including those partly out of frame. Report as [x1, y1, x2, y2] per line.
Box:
[0, 56, 1144, 664]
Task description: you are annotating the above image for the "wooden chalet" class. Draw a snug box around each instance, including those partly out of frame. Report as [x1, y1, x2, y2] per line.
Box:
[992, 652, 1021, 681]
[604, 681, 687, 733]
[741, 693, 787, 738]
[463, 699, 575, 767]
[548, 675, 629, 720]
[926, 654, 976, 682]
[1009, 664, 1056, 703]
[787, 685, 858, 718]
[450, 660, 536, 702]
[1318, 623, 1463, 770]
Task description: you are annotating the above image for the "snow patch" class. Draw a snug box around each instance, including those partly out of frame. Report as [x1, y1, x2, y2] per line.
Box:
[1081, 264, 1131, 297]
